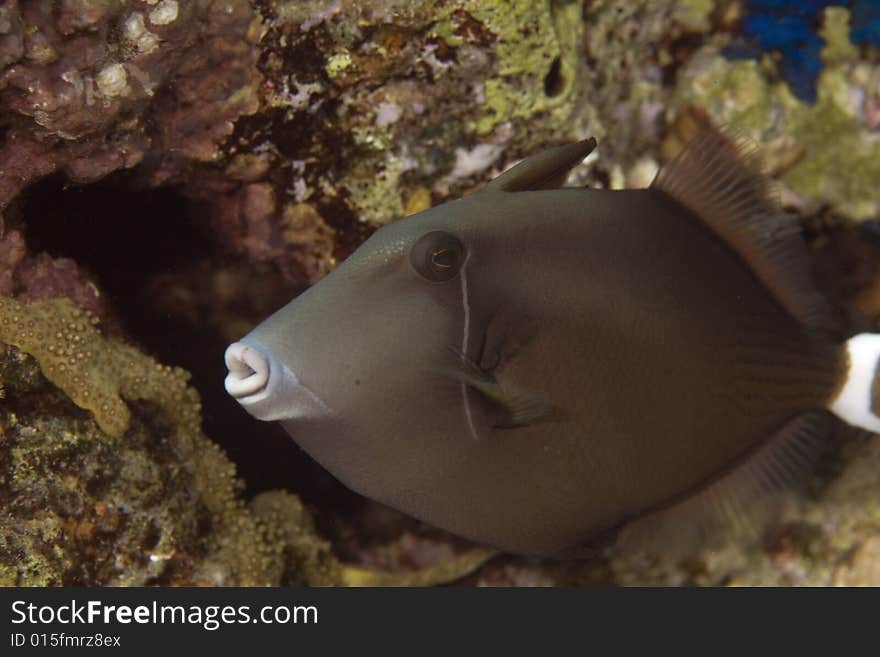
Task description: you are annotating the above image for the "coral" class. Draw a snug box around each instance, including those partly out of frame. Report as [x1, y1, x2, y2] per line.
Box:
[0, 340, 233, 585]
[0, 323, 323, 586]
[0, 0, 263, 204]
[731, 1, 880, 102]
[440, 0, 584, 136]
[257, 0, 709, 227]
[0, 293, 279, 585]
[671, 6, 880, 220]
[577, 0, 712, 166]
[851, 0, 880, 46]
[338, 534, 496, 586]
[0, 296, 198, 437]
[0, 293, 285, 585]
[605, 432, 880, 586]
[0, 230, 102, 316]
[248, 491, 341, 586]
[735, 1, 828, 101]
[1, 0, 718, 284]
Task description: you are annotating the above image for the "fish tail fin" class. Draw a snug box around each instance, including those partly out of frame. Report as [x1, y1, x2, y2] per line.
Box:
[828, 333, 880, 433]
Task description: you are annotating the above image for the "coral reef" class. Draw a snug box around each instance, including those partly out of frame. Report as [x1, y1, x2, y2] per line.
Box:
[0, 292, 299, 585]
[0, 230, 102, 317]
[0, 296, 199, 437]
[254, 0, 601, 230]
[671, 5, 880, 221]
[3, 0, 880, 587]
[729, 1, 880, 101]
[0, 337, 272, 585]
[0, 0, 262, 204]
[608, 432, 880, 586]
[734, 0, 830, 102]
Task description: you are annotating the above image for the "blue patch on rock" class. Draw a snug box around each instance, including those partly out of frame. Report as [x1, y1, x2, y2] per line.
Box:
[851, 1, 880, 45]
[725, 1, 880, 103]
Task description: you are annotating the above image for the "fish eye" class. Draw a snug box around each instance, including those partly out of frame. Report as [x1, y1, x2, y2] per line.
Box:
[410, 231, 465, 282]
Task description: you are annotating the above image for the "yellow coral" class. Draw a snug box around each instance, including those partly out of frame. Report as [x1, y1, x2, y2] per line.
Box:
[0, 297, 201, 438]
[0, 295, 284, 585]
[403, 187, 432, 217]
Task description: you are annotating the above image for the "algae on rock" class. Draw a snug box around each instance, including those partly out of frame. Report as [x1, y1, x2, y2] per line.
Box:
[670, 6, 880, 221]
[0, 298, 333, 585]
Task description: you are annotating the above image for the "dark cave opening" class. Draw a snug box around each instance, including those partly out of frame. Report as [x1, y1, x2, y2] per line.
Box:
[17, 173, 371, 534]
[543, 56, 565, 97]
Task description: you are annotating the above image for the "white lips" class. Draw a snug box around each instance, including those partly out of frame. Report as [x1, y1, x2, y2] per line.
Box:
[223, 338, 330, 422]
[224, 342, 271, 399]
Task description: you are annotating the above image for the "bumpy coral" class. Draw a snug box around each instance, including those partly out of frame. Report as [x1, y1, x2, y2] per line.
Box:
[0, 296, 308, 585]
[0, 296, 198, 437]
[0, 340, 270, 585]
[248, 491, 342, 586]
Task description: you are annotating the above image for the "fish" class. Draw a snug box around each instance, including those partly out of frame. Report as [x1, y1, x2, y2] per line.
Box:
[223, 126, 880, 557]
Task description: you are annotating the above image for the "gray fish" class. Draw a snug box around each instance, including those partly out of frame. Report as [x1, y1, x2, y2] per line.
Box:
[224, 127, 880, 557]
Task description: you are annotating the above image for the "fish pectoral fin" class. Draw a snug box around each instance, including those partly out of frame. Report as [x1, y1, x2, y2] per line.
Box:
[478, 312, 539, 374]
[612, 411, 837, 557]
[468, 379, 551, 428]
[447, 346, 552, 428]
[481, 139, 597, 192]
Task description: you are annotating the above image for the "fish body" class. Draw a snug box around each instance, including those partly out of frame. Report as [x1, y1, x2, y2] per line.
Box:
[225, 129, 879, 557]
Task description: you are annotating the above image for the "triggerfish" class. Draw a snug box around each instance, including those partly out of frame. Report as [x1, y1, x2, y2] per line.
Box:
[224, 126, 880, 557]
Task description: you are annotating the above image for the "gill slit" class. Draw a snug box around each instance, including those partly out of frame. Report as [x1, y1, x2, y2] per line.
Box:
[460, 264, 479, 441]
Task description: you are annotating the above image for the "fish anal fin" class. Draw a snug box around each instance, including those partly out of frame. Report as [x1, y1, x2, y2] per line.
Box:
[651, 123, 838, 336]
[482, 139, 596, 193]
[614, 411, 835, 557]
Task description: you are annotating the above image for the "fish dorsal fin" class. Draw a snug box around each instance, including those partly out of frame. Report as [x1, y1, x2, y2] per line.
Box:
[482, 139, 597, 192]
[651, 127, 836, 335]
[614, 411, 834, 556]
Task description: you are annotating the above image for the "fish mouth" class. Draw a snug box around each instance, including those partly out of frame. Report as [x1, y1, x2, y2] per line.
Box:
[223, 338, 330, 422]
[224, 341, 271, 399]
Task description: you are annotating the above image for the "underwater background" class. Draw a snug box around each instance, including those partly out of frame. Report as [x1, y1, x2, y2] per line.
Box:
[2, 0, 880, 585]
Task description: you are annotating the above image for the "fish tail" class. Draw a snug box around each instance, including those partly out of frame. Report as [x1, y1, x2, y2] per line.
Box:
[828, 333, 880, 433]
